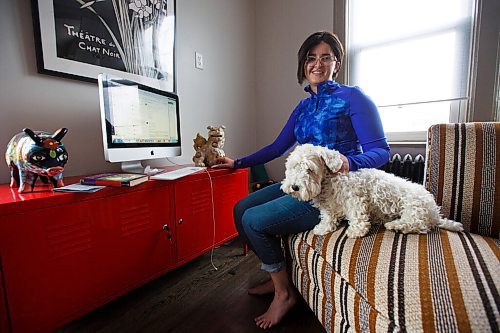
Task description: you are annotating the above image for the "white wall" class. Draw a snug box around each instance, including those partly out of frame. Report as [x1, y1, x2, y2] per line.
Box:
[254, 0, 334, 181]
[0, 0, 256, 185]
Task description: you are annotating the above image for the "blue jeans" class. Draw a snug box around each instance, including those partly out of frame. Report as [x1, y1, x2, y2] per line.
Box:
[234, 182, 320, 272]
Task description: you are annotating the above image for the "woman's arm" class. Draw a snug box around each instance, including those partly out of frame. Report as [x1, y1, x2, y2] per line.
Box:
[346, 87, 390, 171]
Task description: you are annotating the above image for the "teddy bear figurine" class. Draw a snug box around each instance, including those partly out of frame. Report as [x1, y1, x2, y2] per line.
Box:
[192, 125, 226, 167]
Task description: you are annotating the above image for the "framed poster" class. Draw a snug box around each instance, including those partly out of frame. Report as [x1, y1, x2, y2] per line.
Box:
[31, 0, 176, 92]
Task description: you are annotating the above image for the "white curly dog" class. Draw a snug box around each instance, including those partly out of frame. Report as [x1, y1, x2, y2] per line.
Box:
[281, 144, 463, 238]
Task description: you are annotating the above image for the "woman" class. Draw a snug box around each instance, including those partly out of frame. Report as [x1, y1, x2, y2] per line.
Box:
[213, 31, 390, 329]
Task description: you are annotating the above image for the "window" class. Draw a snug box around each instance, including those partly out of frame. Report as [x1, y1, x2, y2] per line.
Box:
[346, 0, 475, 141]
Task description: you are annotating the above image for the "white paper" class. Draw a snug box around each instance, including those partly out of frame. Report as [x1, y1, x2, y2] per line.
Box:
[53, 183, 106, 193]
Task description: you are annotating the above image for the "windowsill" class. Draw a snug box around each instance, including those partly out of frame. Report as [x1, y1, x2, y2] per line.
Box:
[385, 131, 427, 143]
[388, 141, 426, 145]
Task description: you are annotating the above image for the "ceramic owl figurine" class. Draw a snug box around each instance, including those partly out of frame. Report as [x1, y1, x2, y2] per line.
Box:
[5, 128, 69, 193]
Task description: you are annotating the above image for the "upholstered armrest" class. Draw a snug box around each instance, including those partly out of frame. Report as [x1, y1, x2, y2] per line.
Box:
[425, 122, 499, 239]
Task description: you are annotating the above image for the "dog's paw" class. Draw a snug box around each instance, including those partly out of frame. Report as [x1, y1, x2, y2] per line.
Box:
[384, 221, 398, 231]
[346, 224, 370, 238]
[438, 218, 464, 232]
[385, 219, 432, 234]
[313, 223, 335, 236]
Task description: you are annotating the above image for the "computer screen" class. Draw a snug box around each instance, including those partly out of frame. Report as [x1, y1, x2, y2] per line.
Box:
[98, 73, 181, 173]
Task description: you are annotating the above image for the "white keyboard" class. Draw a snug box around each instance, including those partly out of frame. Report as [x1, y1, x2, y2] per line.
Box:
[150, 166, 205, 180]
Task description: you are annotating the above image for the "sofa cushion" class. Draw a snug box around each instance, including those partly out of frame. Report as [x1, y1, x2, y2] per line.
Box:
[287, 225, 500, 333]
[425, 123, 500, 239]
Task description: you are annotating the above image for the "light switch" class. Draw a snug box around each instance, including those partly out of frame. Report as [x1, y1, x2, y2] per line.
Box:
[195, 52, 204, 69]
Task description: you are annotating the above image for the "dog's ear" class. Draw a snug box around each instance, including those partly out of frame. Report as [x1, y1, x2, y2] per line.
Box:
[316, 147, 343, 172]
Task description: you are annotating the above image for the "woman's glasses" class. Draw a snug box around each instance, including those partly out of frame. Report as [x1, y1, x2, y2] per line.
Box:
[305, 55, 336, 66]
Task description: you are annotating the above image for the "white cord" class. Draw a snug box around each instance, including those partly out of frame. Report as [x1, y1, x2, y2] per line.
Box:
[166, 158, 219, 271]
[204, 169, 218, 271]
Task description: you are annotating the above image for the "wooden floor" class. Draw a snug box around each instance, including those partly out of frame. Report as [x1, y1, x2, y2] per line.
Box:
[58, 239, 326, 333]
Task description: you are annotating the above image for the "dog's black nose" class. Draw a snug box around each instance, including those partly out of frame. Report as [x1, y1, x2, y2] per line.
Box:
[292, 185, 299, 191]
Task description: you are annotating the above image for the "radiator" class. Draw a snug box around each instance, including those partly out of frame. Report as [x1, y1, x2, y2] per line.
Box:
[379, 153, 425, 184]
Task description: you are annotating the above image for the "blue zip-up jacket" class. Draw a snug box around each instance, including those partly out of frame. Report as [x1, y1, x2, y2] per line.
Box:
[234, 80, 390, 171]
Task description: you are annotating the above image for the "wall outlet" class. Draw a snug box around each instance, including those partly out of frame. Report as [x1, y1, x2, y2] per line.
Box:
[195, 52, 204, 69]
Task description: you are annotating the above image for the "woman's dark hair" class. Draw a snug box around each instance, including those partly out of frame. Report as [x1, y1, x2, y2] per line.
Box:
[297, 31, 344, 84]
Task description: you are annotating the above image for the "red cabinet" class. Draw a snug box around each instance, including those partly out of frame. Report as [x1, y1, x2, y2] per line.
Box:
[0, 168, 247, 333]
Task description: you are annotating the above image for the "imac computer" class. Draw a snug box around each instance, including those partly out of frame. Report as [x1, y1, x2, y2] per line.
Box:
[98, 73, 181, 173]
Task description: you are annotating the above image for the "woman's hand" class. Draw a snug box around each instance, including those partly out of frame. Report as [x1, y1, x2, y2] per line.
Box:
[338, 154, 350, 173]
[211, 156, 235, 169]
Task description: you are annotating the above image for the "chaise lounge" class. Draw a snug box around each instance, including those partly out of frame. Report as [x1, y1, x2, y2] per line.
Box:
[286, 122, 500, 332]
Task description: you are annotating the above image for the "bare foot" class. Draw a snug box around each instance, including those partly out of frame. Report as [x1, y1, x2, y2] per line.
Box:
[254, 288, 297, 329]
[248, 279, 274, 295]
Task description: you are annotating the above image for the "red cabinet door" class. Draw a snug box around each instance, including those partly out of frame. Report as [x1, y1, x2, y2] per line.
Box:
[0, 201, 108, 333]
[174, 170, 248, 262]
[0, 186, 173, 333]
[174, 178, 214, 262]
[96, 187, 174, 294]
[213, 171, 248, 243]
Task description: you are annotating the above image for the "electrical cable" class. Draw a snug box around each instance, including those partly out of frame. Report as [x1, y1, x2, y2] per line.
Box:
[204, 168, 218, 271]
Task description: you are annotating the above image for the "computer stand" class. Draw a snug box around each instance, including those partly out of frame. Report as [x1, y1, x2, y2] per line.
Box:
[121, 160, 148, 174]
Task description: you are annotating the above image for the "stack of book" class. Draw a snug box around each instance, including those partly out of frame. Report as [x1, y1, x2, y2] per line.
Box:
[80, 173, 149, 187]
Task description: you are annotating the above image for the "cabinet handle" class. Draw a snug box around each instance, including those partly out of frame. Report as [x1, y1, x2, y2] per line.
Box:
[162, 224, 172, 240]
[178, 218, 183, 225]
